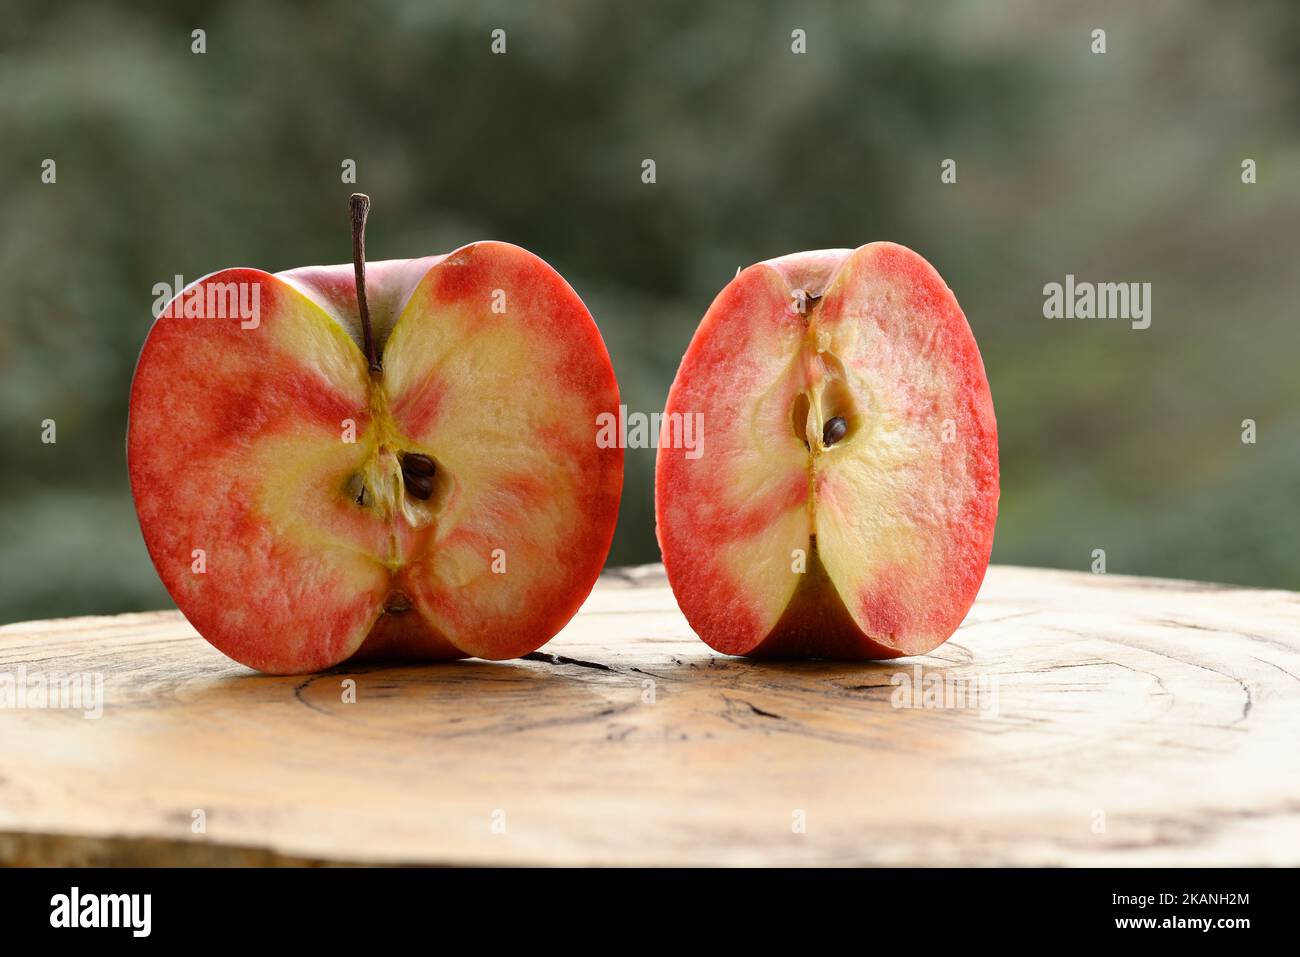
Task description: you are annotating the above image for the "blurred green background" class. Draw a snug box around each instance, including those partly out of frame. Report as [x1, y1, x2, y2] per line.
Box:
[1, 0, 1297, 623]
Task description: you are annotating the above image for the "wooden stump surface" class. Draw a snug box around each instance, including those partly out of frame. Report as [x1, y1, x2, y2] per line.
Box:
[1, 564, 1298, 866]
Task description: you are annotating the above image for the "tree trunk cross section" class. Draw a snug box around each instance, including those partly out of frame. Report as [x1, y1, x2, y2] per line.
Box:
[1, 565, 1297, 866]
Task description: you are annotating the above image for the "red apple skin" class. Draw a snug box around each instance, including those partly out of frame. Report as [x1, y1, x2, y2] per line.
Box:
[656, 242, 998, 660]
[129, 243, 622, 674]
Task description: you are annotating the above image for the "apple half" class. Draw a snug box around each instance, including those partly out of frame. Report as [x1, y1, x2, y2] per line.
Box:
[655, 243, 998, 659]
[129, 196, 622, 674]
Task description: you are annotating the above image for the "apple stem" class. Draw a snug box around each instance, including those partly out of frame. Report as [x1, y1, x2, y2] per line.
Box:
[349, 193, 381, 374]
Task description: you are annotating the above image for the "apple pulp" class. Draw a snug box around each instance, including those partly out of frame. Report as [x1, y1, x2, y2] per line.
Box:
[656, 243, 998, 659]
[129, 242, 622, 673]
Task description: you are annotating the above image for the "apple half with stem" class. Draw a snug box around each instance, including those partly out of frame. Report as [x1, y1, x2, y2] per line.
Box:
[655, 243, 998, 659]
[128, 195, 622, 674]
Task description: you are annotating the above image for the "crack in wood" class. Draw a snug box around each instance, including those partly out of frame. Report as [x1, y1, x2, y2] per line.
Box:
[523, 652, 620, 673]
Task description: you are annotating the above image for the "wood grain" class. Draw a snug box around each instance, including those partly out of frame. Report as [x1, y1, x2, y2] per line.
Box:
[1, 564, 1298, 866]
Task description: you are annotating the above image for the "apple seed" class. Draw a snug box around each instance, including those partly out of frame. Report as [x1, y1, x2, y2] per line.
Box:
[401, 453, 436, 500]
[384, 592, 412, 614]
[822, 416, 848, 447]
[405, 472, 434, 500]
[401, 453, 436, 478]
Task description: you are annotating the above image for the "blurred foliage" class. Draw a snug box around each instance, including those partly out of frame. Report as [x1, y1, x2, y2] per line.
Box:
[1, 0, 1298, 623]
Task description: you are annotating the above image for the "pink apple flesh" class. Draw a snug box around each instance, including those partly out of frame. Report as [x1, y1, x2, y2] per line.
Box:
[656, 242, 998, 659]
[129, 242, 622, 674]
